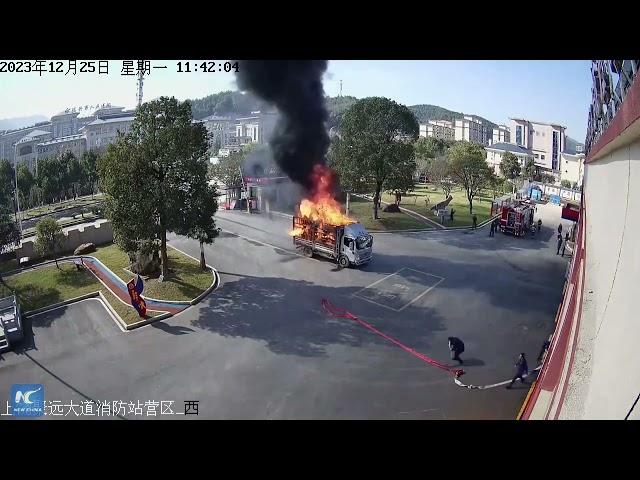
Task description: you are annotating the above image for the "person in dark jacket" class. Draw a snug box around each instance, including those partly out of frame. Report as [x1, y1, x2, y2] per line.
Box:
[556, 233, 563, 255]
[537, 219, 542, 232]
[506, 353, 528, 389]
[561, 231, 570, 256]
[558, 223, 563, 235]
[472, 214, 477, 230]
[448, 337, 465, 365]
[489, 219, 495, 237]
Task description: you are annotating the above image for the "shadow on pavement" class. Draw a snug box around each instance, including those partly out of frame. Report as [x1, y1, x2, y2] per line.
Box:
[151, 322, 195, 336]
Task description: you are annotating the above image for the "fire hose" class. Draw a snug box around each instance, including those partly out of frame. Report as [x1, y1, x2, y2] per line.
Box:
[321, 298, 542, 389]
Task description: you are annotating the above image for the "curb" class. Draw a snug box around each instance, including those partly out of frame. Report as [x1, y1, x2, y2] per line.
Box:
[124, 311, 174, 330]
[96, 291, 127, 331]
[190, 267, 220, 305]
[23, 291, 100, 317]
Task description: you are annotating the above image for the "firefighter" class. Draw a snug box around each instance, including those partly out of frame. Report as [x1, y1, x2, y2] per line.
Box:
[556, 233, 563, 255]
[489, 219, 495, 237]
[537, 219, 542, 232]
[506, 353, 528, 389]
[558, 223, 563, 235]
[472, 213, 478, 230]
[448, 337, 465, 365]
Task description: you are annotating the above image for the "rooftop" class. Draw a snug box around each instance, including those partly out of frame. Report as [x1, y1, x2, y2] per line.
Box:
[486, 142, 534, 155]
[16, 129, 51, 143]
[510, 118, 567, 129]
[86, 115, 136, 126]
[38, 134, 85, 146]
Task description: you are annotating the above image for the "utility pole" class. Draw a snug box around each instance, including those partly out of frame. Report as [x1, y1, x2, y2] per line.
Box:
[13, 162, 22, 237]
[136, 61, 145, 107]
[339, 80, 343, 97]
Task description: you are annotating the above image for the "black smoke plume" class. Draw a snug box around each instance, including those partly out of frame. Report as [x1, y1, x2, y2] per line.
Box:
[236, 61, 329, 192]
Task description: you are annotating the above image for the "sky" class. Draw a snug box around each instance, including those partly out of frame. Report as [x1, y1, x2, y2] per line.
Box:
[0, 60, 591, 140]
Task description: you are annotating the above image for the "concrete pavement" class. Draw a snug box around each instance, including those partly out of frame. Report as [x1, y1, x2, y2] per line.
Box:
[0, 207, 568, 419]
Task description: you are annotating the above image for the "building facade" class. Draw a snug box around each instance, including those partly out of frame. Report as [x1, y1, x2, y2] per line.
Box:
[37, 134, 87, 162]
[234, 111, 278, 146]
[82, 114, 135, 151]
[455, 115, 490, 144]
[492, 125, 510, 144]
[13, 129, 52, 170]
[0, 123, 52, 164]
[50, 110, 80, 138]
[510, 118, 566, 176]
[419, 120, 455, 141]
[485, 142, 534, 175]
[560, 152, 586, 186]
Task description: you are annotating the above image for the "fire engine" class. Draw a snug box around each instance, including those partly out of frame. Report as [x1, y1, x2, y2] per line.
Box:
[291, 216, 373, 268]
[499, 201, 535, 237]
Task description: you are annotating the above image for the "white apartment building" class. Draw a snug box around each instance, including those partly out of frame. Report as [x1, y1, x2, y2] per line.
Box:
[510, 118, 566, 177]
[485, 142, 534, 175]
[492, 125, 510, 144]
[454, 115, 490, 144]
[419, 120, 455, 141]
[37, 134, 87, 163]
[560, 152, 586, 186]
[83, 115, 135, 151]
[13, 129, 52, 170]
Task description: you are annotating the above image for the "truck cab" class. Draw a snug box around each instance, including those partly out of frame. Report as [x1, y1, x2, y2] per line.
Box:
[341, 223, 373, 267]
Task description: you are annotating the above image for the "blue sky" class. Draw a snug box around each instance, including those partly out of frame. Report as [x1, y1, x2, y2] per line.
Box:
[0, 60, 591, 140]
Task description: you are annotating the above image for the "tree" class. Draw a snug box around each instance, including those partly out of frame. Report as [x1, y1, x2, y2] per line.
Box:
[523, 158, 536, 180]
[414, 137, 447, 181]
[99, 96, 212, 278]
[16, 163, 35, 208]
[81, 151, 99, 198]
[500, 152, 521, 180]
[66, 154, 85, 199]
[34, 217, 64, 269]
[0, 159, 14, 205]
[176, 181, 220, 270]
[448, 141, 492, 214]
[427, 155, 454, 198]
[499, 152, 521, 193]
[488, 171, 502, 199]
[328, 97, 419, 219]
[209, 151, 244, 187]
[561, 179, 572, 188]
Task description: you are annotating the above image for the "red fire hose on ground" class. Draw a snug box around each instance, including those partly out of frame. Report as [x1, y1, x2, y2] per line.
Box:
[321, 298, 465, 378]
[322, 298, 543, 390]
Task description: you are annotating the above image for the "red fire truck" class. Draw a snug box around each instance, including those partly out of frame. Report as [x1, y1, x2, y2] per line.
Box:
[499, 201, 535, 236]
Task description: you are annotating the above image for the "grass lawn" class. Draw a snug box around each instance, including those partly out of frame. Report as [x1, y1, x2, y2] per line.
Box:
[92, 243, 213, 301]
[21, 195, 104, 220]
[0, 258, 18, 274]
[3, 263, 158, 325]
[345, 195, 430, 231]
[382, 184, 499, 228]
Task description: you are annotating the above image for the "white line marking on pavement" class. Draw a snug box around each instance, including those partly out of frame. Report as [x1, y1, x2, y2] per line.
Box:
[398, 277, 445, 312]
[221, 229, 308, 259]
[352, 270, 403, 297]
[352, 293, 404, 312]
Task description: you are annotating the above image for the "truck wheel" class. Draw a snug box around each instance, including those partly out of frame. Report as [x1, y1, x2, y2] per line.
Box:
[338, 255, 349, 269]
[303, 247, 313, 258]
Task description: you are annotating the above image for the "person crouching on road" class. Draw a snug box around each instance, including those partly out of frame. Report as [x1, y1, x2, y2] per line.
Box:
[507, 353, 528, 389]
[448, 336, 465, 365]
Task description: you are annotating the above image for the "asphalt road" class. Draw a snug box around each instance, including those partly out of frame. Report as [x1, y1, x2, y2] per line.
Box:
[0, 206, 569, 419]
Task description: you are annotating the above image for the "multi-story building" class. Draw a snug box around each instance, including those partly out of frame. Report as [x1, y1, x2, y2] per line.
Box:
[559, 152, 585, 186]
[37, 134, 87, 162]
[234, 111, 278, 145]
[419, 120, 455, 141]
[491, 125, 510, 144]
[200, 115, 236, 153]
[0, 122, 52, 164]
[82, 113, 135, 151]
[50, 110, 80, 138]
[454, 115, 490, 144]
[510, 118, 566, 178]
[13, 129, 52, 170]
[484, 142, 534, 175]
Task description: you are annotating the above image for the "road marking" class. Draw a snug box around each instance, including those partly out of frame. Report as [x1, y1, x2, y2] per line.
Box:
[352, 267, 445, 312]
[398, 277, 445, 312]
[220, 229, 308, 259]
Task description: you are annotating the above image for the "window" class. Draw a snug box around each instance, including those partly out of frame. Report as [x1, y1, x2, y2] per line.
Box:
[541, 155, 545, 160]
[516, 126, 522, 145]
[535, 154, 539, 159]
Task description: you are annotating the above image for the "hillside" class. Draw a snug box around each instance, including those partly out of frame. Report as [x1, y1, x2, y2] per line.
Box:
[184, 90, 498, 132]
[0, 115, 48, 131]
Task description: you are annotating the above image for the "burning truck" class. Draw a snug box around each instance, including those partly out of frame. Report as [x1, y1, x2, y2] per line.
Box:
[288, 166, 373, 269]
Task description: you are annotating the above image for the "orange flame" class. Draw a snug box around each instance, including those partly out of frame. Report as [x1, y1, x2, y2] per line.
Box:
[297, 164, 354, 226]
[288, 227, 304, 237]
